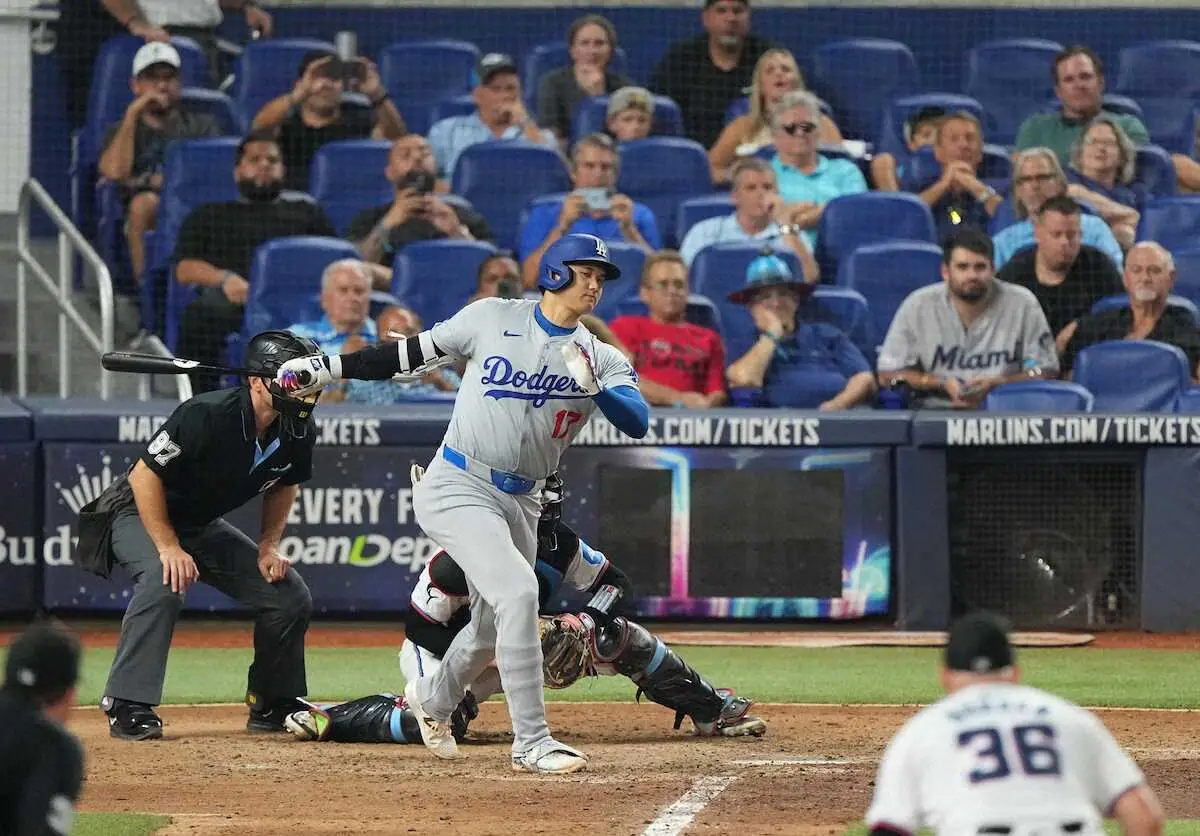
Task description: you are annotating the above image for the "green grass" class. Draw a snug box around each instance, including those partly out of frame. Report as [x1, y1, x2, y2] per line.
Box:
[843, 824, 1200, 836]
[49, 645, 1200, 708]
[74, 813, 169, 836]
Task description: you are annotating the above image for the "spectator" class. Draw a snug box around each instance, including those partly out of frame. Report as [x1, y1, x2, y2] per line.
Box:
[174, 131, 336, 392]
[650, 0, 770, 149]
[993, 148, 1124, 270]
[679, 158, 819, 283]
[726, 253, 875, 409]
[98, 43, 221, 284]
[468, 254, 524, 304]
[905, 111, 1002, 241]
[768, 91, 868, 250]
[877, 228, 1058, 410]
[707, 48, 842, 184]
[343, 306, 462, 404]
[606, 87, 655, 143]
[518, 133, 660, 287]
[1015, 46, 1149, 167]
[536, 15, 634, 142]
[609, 251, 727, 408]
[871, 106, 944, 192]
[1061, 242, 1200, 379]
[288, 259, 376, 402]
[1065, 115, 1144, 250]
[428, 53, 558, 182]
[348, 135, 493, 267]
[997, 196, 1124, 352]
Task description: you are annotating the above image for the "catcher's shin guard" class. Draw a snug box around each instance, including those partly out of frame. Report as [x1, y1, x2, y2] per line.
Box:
[323, 694, 419, 743]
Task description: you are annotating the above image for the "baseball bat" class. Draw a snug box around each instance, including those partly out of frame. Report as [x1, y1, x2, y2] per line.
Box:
[101, 352, 274, 379]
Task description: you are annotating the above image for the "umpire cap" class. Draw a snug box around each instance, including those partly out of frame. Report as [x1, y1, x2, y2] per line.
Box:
[4, 623, 81, 700]
[944, 611, 1014, 674]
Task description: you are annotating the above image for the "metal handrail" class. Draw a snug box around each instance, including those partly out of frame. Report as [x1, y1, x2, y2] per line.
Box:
[132, 332, 194, 402]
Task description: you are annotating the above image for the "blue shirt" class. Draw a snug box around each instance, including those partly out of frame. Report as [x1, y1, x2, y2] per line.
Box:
[992, 214, 1124, 271]
[678, 214, 807, 266]
[289, 315, 377, 353]
[755, 321, 871, 409]
[428, 112, 558, 181]
[770, 155, 868, 249]
[345, 372, 462, 405]
[517, 196, 662, 261]
[1066, 170, 1147, 211]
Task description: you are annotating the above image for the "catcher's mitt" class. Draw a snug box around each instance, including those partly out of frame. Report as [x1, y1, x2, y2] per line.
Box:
[538, 614, 595, 689]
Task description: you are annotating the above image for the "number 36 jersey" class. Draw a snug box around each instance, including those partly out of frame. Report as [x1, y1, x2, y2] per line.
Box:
[865, 682, 1145, 836]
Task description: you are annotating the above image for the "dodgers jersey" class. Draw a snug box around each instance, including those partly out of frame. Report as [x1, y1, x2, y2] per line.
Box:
[429, 297, 637, 477]
[866, 682, 1144, 836]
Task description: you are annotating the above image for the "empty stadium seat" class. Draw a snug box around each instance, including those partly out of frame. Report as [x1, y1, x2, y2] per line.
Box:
[572, 95, 683, 142]
[689, 243, 803, 356]
[392, 240, 499, 326]
[836, 240, 942, 348]
[308, 140, 395, 236]
[1072, 340, 1192, 412]
[1134, 145, 1178, 199]
[964, 38, 1063, 145]
[1090, 294, 1200, 325]
[521, 42, 629, 104]
[675, 194, 735, 245]
[379, 39, 480, 136]
[241, 236, 362, 339]
[984, 380, 1095, 412]
[1137, 197, 1200, 251]
[1135, 98, 1198, 156]
[1115, 40, 1200, 101]
[1170, 249, 1200, 309]
[878, 93, 985, 158]
[228, 38, 335, 126]
[811, 39, 919, 142]
[1174, 387, 1200, 413]
[450, 144, 572, 251]
[591, 242, 648, 322]
[814, 193, 937, 280]
[1100, 94, 1145, 119]
[617, 138, 712, 248]
[614, 294, 721, 333]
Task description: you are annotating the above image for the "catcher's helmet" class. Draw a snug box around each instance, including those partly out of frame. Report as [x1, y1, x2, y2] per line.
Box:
[537, 233, 622, 292]
[245, 329, 323, 438]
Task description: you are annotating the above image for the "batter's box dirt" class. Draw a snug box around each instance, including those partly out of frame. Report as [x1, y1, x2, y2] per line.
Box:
[74, 704, 1200, 836]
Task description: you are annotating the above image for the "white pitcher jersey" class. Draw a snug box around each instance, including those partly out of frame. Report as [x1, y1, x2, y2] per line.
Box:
[865, 682, 1144, 836]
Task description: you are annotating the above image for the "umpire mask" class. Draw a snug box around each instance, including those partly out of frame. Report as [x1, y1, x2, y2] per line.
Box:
[245, 329, 324, 438]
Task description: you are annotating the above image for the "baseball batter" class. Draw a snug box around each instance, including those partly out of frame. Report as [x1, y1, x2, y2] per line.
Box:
[277, 233, 649, 774]
[865, 612, 1165, 836]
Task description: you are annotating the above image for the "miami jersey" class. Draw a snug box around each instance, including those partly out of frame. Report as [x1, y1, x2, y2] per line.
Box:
[866, 682, 1144, 835]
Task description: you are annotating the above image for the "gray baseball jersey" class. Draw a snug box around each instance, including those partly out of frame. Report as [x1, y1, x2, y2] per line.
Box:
[429, 297, 637, 477]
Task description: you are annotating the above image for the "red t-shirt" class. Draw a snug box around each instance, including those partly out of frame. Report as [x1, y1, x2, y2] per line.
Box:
[610, 316, 726, 396]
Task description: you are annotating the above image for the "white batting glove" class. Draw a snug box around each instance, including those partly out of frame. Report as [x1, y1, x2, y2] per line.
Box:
[410, 463, 425, 485]
[561, 341, 599, 396]
[276, 355, 332, 397]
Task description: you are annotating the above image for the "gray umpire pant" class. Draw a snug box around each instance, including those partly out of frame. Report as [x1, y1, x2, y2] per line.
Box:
[104, 509, 312, 707]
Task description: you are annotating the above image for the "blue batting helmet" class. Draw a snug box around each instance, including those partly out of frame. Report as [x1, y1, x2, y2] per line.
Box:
[537, 233, 622, 292]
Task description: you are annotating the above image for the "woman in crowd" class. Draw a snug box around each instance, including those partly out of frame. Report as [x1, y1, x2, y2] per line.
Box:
[537, 14, 634, 142]
[1065, 115, 1143, 251]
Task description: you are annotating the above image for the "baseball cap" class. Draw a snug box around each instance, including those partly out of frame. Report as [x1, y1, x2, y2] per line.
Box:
[944, 612, 1015, 674]
[607, 86, 655, 119]
[705, 0, 750, 7]
[132, 42, 182, 78]
[727, 251, 810, 305]
[475, 53, 518, 86]
[4, 623, 81, 699]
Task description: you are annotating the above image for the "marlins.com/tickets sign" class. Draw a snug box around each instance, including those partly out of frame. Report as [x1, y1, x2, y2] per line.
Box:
[943, 415, 1200, 446]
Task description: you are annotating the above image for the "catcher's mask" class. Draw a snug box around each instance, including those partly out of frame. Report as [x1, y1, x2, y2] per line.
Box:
[245, 329, 323, 438]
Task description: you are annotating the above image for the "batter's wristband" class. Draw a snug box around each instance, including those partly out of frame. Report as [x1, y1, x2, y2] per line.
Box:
[327, 355, 342, 380]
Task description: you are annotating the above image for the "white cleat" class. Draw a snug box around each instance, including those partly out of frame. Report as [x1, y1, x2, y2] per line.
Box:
[404, 681, 464, 760]
[512, 737, 589, 774]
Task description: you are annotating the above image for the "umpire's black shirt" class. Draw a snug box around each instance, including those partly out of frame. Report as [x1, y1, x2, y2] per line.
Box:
[142, 386, 315, 529]
[0, 689, 83, 836]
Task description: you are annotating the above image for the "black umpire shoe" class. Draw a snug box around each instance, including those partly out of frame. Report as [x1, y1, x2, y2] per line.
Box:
[102, 697, 164, 741]
[246, 695, 309, 733]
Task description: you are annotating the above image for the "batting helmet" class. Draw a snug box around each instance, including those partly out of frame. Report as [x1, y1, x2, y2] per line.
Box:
[245, 329, 323, 438]
[537, 233, 622, 292]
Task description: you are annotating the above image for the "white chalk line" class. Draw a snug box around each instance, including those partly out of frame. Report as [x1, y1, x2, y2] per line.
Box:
[641, 775, 738, 836]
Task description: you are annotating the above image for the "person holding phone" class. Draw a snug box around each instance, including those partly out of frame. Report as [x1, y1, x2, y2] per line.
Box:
[252, 50, 407, 192]
[517, 133, 660, 289]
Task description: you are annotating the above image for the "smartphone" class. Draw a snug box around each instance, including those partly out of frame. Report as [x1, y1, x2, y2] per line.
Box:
[397, 169, 436, 196]
[576, 187, 611, 212]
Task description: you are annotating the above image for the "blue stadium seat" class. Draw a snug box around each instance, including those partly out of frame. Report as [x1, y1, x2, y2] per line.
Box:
[228, 38, 335, 127]
[964, 38, 1063, 145]
[984, 380, 1095, 412]
[1072, 340, 1192, 412]
[179, 88, 244, 135]
[617, 138, 712, 248]
[591, 242, 648, 322]
[836, 240, 942, 349]
[429, 95, 478, 126]
[308, 140, 394, 236]
[614, 294, 721, 333]
[878, 93, 985, 158]
[1090, 294, 1200, 326]
[689, 243, 803, 357]
[1174, 387, 1200, 413]
[572, 95, 683, 142]
[521, 42, 629, 105]
[1115, 40, 1200, 101]
[379, 40, 480, 136]
[1134, 98, 1198, 156]
[801, 287, 875, 365]
[811, 39, 919, 142]
[393, 240, 498, 326]
[240, 236, 362, 339]
[450, 144, 572, 251]
[1134, 145, 1177, 199]
[1100, 94, 1145, 119]
[814, 193, 937, 280]
[1137, 197, 1200, 251]
[675, 194, 735, 245]
[1170, 248, 1200, 309]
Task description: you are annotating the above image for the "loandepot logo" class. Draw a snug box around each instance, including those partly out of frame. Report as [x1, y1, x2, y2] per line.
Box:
[57, 456, 114, 514]
[277, 533, 441, 570]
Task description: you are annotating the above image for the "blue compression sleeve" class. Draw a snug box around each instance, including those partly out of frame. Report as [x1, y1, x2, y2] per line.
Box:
[594, 384, 650, 438]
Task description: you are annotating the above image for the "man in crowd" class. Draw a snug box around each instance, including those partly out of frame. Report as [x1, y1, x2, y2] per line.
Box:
[288, 260, 377, 403]
[877, 228, 1058, 409]
[1061, 241, 1200, 380]
[650, 0, 770, 148]
[336, 306, 462, 404]
[518, 133, 660, 288]
[610, 251, 727, 409]
[679, 157, 819, 283]
[174, 131, 336, 392]
[607, 86, 656, 142]
[428, 53, 558, 181]
[468, 254, 524, 304]
[252, 51, 407, 192]
[348, 135, 492, 267]
[996, 195, 1124, 352]
[905, 111, 1003, 240]
[98, 42, 221, 283]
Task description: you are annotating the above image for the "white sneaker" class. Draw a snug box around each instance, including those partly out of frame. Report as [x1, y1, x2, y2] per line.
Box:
[512, 737, 588, 774]
[404, 681, 464, 760]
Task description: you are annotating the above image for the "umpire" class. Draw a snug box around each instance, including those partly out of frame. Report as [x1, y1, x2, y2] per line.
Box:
[0, 623, 84, 836]
[76, 330, 322, 740]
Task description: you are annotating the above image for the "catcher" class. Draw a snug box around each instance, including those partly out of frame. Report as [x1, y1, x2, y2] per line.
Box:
[284, 472, 766, 744]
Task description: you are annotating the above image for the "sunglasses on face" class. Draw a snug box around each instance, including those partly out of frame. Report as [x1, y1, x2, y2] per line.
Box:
[1016, 173, 1058, 185]
[779, 121, 818, 137]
